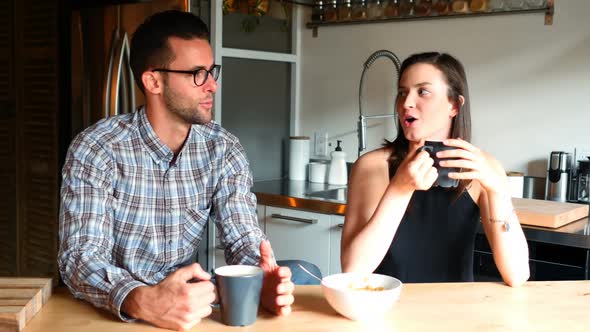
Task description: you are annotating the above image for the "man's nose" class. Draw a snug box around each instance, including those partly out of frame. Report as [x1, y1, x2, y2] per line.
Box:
[202, 74, 218, 93]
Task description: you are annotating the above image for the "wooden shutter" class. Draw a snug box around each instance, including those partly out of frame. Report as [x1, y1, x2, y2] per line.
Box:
[15, 0, 60, 279]
[0, 0, 16, 276]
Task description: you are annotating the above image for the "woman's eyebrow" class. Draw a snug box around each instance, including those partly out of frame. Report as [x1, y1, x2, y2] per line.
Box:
[398, 82, 432, 89]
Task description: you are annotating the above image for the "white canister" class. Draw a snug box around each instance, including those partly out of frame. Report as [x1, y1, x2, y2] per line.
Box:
[309, 162, 328, 183]
[288, 136, 310, 181]
[507, 171, 524, 198]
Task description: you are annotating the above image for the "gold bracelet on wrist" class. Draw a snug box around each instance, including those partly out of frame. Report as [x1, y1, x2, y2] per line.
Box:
[488, 208, 515, 232]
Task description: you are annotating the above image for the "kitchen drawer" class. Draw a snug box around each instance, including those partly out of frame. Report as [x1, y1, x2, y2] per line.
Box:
[473, 250, 502, 282]
[264, 206, 331, 277]
[329, 215, 344, 275]
[474, 249, 587, 281]
[474, 234, 589, 281]
[531, 257, 587, 281]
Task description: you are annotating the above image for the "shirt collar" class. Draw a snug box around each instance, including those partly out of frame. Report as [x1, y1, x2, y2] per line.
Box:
[137, 106, 174, 164]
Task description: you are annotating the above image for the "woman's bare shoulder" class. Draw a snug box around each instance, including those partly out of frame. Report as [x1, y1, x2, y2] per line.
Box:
[466, 180, 483, 206]
[354, 147, 391, 172]
[347, 147, 392, 222]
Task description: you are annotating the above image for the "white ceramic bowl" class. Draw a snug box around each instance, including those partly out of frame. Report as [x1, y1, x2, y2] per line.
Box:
[321, 273, 402, 321]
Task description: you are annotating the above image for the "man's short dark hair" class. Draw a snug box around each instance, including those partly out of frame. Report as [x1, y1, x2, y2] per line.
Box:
[130, 10, 209, 93]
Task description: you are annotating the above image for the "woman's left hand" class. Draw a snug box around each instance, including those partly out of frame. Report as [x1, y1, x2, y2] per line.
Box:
[437, 138, 508, 195]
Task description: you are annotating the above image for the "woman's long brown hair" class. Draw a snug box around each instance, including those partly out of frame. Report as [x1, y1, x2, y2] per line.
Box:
[385, 52, 472, 196]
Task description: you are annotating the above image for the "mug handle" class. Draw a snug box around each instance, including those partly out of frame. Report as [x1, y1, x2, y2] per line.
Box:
[187, 272, 220, 308]
[210, 270, 220, 308]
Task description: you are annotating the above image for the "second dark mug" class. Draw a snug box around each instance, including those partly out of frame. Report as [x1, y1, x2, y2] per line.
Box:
[418, 140, 460, 188]
[214, 265, 264, 327]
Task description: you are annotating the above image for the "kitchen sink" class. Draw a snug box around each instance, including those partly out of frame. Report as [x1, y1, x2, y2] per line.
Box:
[306, 188, 348, 202]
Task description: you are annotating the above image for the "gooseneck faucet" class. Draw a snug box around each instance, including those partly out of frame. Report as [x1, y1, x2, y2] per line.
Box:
[357, 50, 401, 157]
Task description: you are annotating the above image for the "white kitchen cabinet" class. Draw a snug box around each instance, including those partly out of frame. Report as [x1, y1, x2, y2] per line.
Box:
[264, 206, 332, 277]
[213, 204, 266, 269]
[329, 215, 344, 275]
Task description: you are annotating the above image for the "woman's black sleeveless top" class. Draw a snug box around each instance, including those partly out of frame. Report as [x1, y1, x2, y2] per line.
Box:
[374, 186, 480, 283]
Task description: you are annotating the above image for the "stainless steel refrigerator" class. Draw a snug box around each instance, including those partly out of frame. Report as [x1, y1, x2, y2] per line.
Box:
[70, 0, 188, 136]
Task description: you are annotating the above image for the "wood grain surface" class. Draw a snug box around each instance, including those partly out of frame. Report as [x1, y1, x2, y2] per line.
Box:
[0, 278, 52, 331]
[513, 198, 589, 228]
[21, 281, 590, 332]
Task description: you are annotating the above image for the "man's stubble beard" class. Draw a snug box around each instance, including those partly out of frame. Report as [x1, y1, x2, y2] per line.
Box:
[163, 84, 212, 125]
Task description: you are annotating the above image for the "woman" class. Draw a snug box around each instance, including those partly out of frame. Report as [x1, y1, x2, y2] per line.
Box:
[341, 52, 529, 286]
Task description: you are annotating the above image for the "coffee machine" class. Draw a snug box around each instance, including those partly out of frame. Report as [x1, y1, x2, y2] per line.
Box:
[573, 158, 590, 203]
[545, 151, 571, 202]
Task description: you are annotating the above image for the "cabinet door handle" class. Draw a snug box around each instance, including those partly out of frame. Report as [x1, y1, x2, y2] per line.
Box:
[337, 223, 344, 228]
[270, 213, 318, 225]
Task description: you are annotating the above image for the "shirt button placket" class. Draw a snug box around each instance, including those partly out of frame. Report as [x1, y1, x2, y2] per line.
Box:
[165, 165, 177, 261]
[163, 167, 173, 261]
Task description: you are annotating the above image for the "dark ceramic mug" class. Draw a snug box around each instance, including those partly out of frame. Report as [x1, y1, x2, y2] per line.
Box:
[214, 265, 264, 327]
[418, 140, 460, 188]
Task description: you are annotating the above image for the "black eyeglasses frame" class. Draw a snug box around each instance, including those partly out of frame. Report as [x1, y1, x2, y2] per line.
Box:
[152, 64, 221, 86]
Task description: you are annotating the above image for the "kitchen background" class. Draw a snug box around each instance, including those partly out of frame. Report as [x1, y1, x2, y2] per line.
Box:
[219, 0, 590, 182]
[298, 0, 590, 178]
[1, 0, 589, 280]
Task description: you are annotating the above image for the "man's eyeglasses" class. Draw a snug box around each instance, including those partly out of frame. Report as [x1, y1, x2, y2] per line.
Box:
[152, 64, 221, 86]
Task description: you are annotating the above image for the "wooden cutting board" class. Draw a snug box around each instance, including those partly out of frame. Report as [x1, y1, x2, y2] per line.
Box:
[513, 198, 589, 228]
[0, 278, 52, 332]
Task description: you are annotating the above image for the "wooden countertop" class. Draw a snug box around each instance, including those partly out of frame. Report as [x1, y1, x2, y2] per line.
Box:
[24, 281, 590, 331]
[253, 179, 590, 249]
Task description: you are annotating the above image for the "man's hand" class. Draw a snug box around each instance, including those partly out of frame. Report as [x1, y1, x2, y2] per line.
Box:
[121, 263, 216, 331]
[258, 240, 295, 315]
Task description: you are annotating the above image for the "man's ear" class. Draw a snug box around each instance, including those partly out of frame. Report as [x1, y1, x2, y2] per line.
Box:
[142, 71, 162, 95]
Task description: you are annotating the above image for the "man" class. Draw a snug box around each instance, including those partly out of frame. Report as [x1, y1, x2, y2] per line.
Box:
[58, 10, 294, 331]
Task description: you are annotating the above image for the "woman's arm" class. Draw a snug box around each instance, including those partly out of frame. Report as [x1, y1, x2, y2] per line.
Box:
[440, 138, 530, 287]
[341, 147, 437, 273]
[478, 170, 530, 287]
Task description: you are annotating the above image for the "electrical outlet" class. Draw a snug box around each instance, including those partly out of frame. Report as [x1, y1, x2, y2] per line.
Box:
[314, 130, 328, 157]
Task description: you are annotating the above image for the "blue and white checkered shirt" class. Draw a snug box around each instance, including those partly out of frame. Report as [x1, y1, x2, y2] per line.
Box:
[58, 107, 265, 320]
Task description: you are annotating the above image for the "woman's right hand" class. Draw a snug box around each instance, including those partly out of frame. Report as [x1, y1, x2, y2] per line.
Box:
[389, 147, 438, 193]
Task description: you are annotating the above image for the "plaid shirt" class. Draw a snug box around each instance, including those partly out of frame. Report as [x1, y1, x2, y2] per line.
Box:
[58, 107, 264, 320]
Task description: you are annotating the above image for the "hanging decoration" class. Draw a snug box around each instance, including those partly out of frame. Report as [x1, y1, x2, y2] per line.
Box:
[222, 0, 305, 32]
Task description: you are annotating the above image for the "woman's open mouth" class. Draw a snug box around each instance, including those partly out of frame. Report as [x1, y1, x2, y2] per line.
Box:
[403, 115, 418, 127]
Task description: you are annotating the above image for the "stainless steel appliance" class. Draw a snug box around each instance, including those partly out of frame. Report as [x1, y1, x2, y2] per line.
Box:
[70, 0, 188, 136]
[545, 151, 572, 202]
[574, 158, 590, 203]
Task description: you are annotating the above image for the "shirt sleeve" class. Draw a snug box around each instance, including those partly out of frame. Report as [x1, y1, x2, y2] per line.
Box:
[58, 134, 145, 322]
[212, 139, 266, 266]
